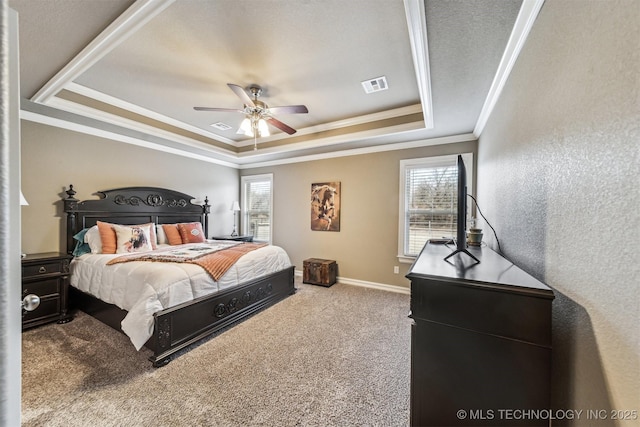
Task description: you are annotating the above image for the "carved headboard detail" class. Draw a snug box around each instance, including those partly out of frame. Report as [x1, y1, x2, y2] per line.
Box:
[63, 185, 210, 254]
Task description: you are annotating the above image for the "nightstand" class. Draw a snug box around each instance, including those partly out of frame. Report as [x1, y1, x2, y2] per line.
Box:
[210, 235, 254, 242]
[21, 252, 73, 329]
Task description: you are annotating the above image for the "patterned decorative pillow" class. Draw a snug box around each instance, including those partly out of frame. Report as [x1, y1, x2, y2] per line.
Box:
[113, 223, 154, 254]
[178, 222, 206, 244]
[162, 224, 183, 245]
[96, 221, 157, 253]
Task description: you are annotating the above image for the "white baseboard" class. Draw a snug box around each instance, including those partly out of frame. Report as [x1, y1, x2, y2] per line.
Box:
[294, 270, 410, 295]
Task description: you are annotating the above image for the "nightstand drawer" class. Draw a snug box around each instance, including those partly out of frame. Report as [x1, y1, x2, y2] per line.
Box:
[22, 260, 65, 278]
[22, 297, 60, 324]
[23, 277, 61, 297]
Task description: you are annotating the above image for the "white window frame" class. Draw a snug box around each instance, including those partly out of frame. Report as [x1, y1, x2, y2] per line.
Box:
[241, 173, 273, 244]
[398, 153, 474, 263]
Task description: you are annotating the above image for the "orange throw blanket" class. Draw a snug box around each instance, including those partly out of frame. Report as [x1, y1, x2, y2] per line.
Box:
[107, 242, 267, 281]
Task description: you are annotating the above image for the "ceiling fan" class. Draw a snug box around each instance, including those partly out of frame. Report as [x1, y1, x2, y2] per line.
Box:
[194, 83, 308, 139]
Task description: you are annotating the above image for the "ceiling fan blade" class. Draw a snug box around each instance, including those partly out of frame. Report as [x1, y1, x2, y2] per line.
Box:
[227, 83, 255, 107]
[268, 105, 308, 115]
[193, 107, 244, 113]
[266, 117, 297, 135]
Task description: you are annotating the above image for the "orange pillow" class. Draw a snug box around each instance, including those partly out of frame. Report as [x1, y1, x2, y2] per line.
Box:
[178, 222, 205, 243]
[162, 224, 183, 245]
[97, 221, 157, 253]
[96, 221, 117, 254]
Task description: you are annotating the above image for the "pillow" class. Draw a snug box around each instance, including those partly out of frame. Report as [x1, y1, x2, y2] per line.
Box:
[113, 223, 154, 254]
[162, 224, 183, 245]
[178, 222, 206, 244]
[72, 228, 91, 257]
[156, 224, 167, 245]
[96, 221, 157, 253]
[97, 221, 118, 254]
[84, 225, 102, 254]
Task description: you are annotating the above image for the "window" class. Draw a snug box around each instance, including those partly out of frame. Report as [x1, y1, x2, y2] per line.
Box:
[398, 153, 473, 261]
[241, 174, 273, 243]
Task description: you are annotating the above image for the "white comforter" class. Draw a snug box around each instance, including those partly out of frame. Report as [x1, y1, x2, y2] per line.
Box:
[70, 243, 292, 350]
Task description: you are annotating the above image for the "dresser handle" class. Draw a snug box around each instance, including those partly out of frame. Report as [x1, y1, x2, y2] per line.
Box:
[38, 266, 47, 273]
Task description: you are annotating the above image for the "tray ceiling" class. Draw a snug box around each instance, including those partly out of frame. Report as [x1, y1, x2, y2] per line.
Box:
[10, 0, 540, 167]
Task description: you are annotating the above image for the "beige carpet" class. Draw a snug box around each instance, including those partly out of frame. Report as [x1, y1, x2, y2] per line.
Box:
[22, 280, 411, 426]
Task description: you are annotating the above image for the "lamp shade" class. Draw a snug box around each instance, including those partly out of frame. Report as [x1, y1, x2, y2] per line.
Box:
[238, 118, 254, 137]
[231, 201, 241, 211]
[20, 191, 29, 206]
[258, 119, 270, 137]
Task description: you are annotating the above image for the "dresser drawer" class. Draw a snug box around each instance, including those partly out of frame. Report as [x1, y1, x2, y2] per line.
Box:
[23, 277, 61, 297]
[22, 260, 65, 278]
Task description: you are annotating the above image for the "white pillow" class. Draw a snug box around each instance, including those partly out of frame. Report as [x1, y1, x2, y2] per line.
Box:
[113, 223, 154, 254]
[84, 225, 102, 254]
[156, 224, 168, 245]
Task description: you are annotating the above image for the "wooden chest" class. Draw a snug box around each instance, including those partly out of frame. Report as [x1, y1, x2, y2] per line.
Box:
[303, 258, 337, 287]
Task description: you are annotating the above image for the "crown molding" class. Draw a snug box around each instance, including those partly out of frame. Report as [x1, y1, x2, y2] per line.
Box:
[239, 133, 476, 169]
[46, 96, 239, 159]
[65, 82, 238, 146]
[237, 121, 426, 159]
[65, 84, 423, 153]
[404, 0, 434, 129]
[236, 104, 423, 147]
[20, 99, 474, 170]
[473, 0, 545, 137]
[31, 0, 175, 104]
[20, 108, 239, 168]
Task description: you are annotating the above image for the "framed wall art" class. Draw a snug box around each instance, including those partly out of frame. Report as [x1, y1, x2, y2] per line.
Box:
[310, 182, 340, 231]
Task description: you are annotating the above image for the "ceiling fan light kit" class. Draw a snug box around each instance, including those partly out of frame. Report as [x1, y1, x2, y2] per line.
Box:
[194, 83, 308, 150]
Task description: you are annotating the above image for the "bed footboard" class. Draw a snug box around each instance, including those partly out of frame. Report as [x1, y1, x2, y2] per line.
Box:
[147, 266, 295, 367]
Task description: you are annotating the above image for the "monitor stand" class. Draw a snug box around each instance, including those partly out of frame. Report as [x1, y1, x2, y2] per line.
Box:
[444, 245, 480, 265]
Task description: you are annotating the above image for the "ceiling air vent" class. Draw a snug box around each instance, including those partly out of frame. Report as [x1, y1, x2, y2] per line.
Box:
[210, 122, 232, 131]
[361, 76, 388, 94]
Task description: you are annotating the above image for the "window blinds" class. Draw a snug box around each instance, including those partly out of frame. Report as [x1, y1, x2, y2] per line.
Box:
[246, 180, 271, 241]
[404, 161, 457, 255]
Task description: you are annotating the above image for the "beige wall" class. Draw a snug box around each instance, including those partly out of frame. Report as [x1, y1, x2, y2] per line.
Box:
[477, 0, 639, 421]
[20, 120, 240, 254]
[242, 140, 477, 289]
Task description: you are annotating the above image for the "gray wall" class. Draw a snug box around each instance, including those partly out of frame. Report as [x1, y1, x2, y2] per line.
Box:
[242, 139, 477, 289]
[20, 120, 240, 254]
[477, 0, 639, 421]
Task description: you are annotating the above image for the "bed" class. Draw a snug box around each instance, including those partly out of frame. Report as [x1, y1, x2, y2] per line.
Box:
[63, 185, 296, 367]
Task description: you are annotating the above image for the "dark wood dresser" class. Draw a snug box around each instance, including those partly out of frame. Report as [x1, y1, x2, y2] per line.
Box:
[22, 252, 73, 329]
[406, 243, 554, 426]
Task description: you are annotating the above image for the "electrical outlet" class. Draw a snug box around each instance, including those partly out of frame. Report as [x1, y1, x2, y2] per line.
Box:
[393, 266, 399, 274]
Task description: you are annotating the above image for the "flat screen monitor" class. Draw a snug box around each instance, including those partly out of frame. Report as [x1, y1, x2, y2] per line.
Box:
[444, 155, 480, 264]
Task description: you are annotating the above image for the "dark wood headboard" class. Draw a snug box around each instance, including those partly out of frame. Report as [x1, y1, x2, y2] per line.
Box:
[63, 185, 210, 254]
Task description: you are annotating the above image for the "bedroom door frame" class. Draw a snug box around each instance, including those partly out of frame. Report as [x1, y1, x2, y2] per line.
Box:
[1, 6, 23, 425]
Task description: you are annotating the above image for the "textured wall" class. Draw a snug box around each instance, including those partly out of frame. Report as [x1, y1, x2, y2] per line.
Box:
[20, 121, 240, 254]
[477, 0, 639, 422]
[243, 140, 477, 289]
